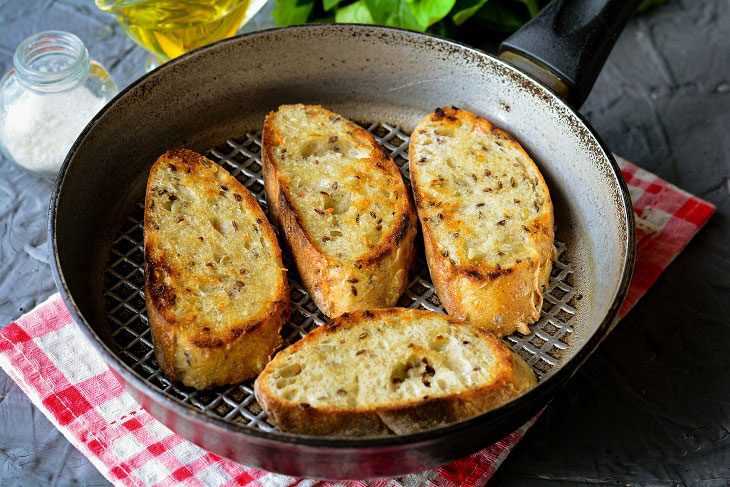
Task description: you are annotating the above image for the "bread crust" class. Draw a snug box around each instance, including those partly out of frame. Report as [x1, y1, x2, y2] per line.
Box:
[262, 105, 417, 318]
[254, 308, 536, 436]
[410, 107, 555, 336]
[144, 149, 290, 390]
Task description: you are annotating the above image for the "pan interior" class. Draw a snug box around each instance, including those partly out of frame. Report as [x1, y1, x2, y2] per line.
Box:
[53, 25, 630, 441]
[103, 123, 580, 431]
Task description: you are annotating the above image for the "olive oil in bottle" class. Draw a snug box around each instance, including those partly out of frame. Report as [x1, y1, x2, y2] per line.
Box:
[96, 0, 255, 65]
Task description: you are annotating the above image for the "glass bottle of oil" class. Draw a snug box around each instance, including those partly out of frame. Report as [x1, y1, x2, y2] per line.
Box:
[96, 0, 266, 69]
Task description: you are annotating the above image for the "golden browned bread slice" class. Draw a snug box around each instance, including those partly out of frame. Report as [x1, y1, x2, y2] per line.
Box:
[144, 149, 290, 390]
[409, 107, 556, 336]
[262, 104, 417, 318]
[254, 308, 536, 436]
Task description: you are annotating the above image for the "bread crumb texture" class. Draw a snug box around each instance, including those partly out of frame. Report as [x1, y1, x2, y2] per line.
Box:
[411, 107, 551, 267]
[145, 149, 285, 332]
[410, 107, 555, 336]
[255, 308, 536, 436]
[266, 104, 406, 261]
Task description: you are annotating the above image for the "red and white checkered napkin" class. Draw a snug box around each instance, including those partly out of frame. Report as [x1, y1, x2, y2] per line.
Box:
[0, 157, 715, 487]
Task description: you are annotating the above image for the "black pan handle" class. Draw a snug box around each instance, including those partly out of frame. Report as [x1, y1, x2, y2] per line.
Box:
[498, 0, 642, 107]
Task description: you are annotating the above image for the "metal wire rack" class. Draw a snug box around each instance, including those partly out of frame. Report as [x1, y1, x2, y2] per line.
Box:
[103, 123, 578, 430]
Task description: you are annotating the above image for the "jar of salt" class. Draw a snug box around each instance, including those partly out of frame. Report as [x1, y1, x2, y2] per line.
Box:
[0, 31, 117, 179]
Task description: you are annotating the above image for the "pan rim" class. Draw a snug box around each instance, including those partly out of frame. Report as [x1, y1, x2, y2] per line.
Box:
[48, 23, 636, 451]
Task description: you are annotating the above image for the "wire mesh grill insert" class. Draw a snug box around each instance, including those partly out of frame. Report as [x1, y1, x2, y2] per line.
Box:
[103, 123, 577, 431]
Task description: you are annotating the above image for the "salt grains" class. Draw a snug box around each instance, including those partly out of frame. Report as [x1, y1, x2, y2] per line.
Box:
[1, 86, 105, 174]
[0, 31, 117, 177]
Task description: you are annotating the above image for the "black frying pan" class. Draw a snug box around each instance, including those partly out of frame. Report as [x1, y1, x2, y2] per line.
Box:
[50, 0, 637, 479]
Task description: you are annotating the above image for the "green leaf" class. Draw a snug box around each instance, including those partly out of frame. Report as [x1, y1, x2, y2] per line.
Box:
[362, 0, 397, 23]
[335, 0, 375, 23]
[324, 0, 342, 11]
[427, 18, 462, 39]
[363, 0, 424, 30]
[273, 0, 315, 25]
[473, 1, 527, 32]
[451, 0, 489, 26]
[408, 0, 457, 28]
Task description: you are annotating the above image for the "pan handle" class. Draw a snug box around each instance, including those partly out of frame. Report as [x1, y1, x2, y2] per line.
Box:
[498, 0, 642, 107]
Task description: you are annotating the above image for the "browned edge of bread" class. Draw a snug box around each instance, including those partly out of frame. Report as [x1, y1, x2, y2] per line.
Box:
[261, 105, 417, 318]
[409, 107, 555, 336]
[144, 149, 290, 389]
[254, 308, 536, 437]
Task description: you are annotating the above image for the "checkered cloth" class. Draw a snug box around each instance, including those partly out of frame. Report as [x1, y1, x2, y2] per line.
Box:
[0, 157, 715, 487]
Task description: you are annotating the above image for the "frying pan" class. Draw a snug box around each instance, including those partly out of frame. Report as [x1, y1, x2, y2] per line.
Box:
[50, 0, 638, 479]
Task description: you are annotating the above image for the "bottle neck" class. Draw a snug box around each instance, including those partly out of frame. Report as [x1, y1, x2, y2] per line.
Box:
[14, 31, 90, 93]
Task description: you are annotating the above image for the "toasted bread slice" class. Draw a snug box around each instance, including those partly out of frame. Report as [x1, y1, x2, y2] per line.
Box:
[144, 149, 290, 390]
[262, 105, 417, 318]
[254, 308, 536, 436]
[409, 107, 556, 336]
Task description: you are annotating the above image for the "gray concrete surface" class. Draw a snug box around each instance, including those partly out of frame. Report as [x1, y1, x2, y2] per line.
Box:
[0, 0, 727, 485]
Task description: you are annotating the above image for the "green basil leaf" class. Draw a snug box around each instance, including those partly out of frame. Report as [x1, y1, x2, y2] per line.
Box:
[324, 0, 342, 11]
[273, 0, 315, 25]
[408, 0, 457, 28]
[335, 0, 375, 23]
[427, 19, 460, 38]
[451, 0, 489, 26]
[362, 0, 398, 23]
[363, 0, 424, 30]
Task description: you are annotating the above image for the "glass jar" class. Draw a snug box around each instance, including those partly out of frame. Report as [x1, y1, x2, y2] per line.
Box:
[0, 31, 118, 179]
[95, 0, 269, 72]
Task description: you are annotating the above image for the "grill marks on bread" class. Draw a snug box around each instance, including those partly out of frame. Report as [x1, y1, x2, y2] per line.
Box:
[254, 308, 537, 436]
[144, 149, 289, 389]
[410, 107, 556, 336]
[262, 105, 417, 318]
